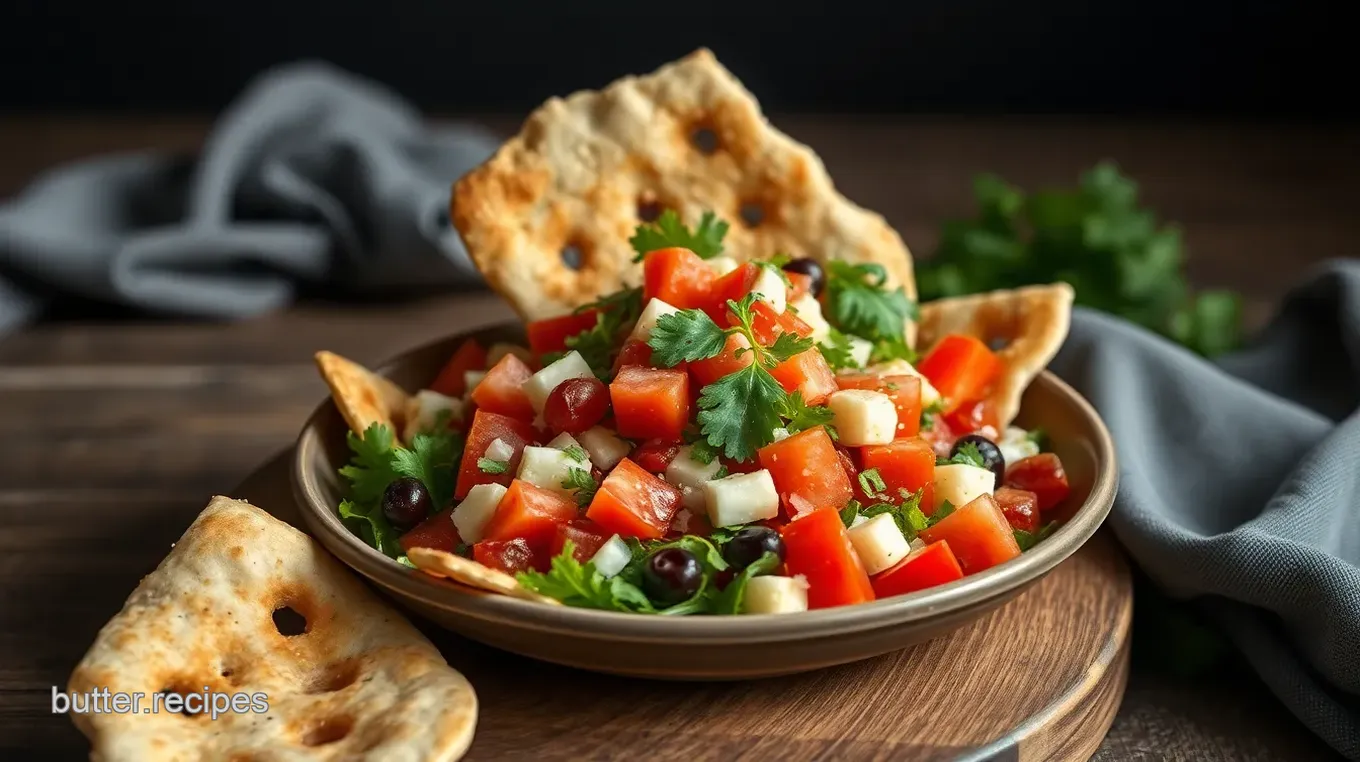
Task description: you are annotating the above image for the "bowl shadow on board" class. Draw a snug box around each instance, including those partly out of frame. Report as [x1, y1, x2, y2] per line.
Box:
[292, 324, 1118, 681]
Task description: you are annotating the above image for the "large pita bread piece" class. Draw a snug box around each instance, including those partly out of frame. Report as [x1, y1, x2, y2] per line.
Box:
[68, 496, 478, 762]
[917, 283, 1075, 428]
[406, 547, 561, 606]
[452, 48, 917, 345]
[315, 350, 409, 438]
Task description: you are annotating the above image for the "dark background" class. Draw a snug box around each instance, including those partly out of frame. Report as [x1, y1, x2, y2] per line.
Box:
[1, 1, 1350, 117]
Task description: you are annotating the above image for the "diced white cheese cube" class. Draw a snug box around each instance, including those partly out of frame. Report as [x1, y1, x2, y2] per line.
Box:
[770, 427, 791, 442]
[749, 266, 788, 314]
[933, 463, 996, 512]
[847, 513, 912, 575]
[865, 359, 942, 407]
[547, 432, 583, 452]
[664, 445, 724, 511]
[577, 426, 632, 471]
[847, 335, 874, 367]
[483, 437, 514, 463]
[788, 293, 831, 340]
[463, 370, 487, 399]
[524, 351, 594, 413]
[486, 342, 533, 367]
[998, 426, 1040, 467]
[451, 483, 507, 544]
[589, 535, 632, 579]
[703, 469, 780, 528]
[707, 255, 740, 276]
[402, 389, 463, 444]
[516, 446, 580, 497]
[743, 575, 810, 614]
[627, 297, 681, 345]
[826, 389, 898, 446]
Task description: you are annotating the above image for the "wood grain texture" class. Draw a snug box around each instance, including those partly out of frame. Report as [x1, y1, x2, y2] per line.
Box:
[0, 116, 1352, 761]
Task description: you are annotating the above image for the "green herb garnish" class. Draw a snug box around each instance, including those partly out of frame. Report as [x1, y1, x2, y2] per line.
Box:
[629, 210, 729, 262]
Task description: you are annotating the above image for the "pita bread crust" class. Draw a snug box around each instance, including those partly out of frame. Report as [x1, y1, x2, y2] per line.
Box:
[917, 283, 1075, 428]
[68, 497, 477, 762]
[407, 547, 561, 606]
[452, 48, 916, 345]
[315, 351, 409, 438]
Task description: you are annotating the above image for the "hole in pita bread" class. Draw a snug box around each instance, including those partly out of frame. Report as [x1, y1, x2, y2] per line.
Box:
[739, 202, 766, 228]
[637, 199, 664, 223]
[272, 605, 308, 637]
[691, 126, 719, 155]
[987, 336, 1012, 351]
[560, 243, 585, 271]
[307, 660, 360, 694]
[303, 715, 354, 747]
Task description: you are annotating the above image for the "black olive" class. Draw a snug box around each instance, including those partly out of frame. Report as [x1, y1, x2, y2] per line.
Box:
[722, 526, 786, 570]
[951, 434, 1006, 486]
[781, 258, 826, 298]
[642, 548, 703, 605]
[381, 477, 432, 530]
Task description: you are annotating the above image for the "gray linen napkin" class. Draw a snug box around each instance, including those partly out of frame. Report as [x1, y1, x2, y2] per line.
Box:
[1051, 259, 1360, 760]
[0, 61, 500, 332]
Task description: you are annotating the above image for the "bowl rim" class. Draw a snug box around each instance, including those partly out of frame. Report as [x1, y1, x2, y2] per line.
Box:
[292, 325, 1118, 643]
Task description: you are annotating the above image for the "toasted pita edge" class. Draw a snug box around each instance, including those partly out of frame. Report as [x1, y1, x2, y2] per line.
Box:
[917, 283, 1075, 428]
[315, 350, 410, 438]
[407, 547, 562, 606]
[451, 47, 916, 345]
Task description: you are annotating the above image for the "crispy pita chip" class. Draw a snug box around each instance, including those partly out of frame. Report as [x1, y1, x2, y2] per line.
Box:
[917, 283, 1075, 428]
[406, 547, 561, 606]
[315, 350, 409, 438]
[68, 496, 477, 761]
[452, 48, 917, 345]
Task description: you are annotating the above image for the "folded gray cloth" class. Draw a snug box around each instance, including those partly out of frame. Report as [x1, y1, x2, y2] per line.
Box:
[0, 62, 500, 332]
[1051, 260, 1360, 760]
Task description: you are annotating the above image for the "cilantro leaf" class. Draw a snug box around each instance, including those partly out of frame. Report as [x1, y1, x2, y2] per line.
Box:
[629, 210, 729, 262]
[858, 468, 888, 499]
[928, 500, 956, 526]
[696, 363, 788, 462]
[713, 465, 730, 479]
[919, 399, 946, 431]
[1026, 427, 1049, 452]
[397, 555, 417, 568]
[817, 328, 862, 371]
[823, 261, 918, 344]
[561, 467, 599, 508]
[870, 336, 918, 365]
[564, 311, 625, 380]
[338, 423, 401, 504]
[839, 499, 861, 528]
[711, 551, 782, 614]
[390, 427, 460, 511]
[688, 439, 718, 465]
[766, 331, 815, 364]
[575, 286, 643, 320]
[648, 309, 728, 367]
[563, 445, 589, 463]
[649, 535, 729, 572]
[477, 458, 509, 474]
[338, 499, 403, 558]
[780, 391, 835, 434]
[706, 525, 742, 545]
[1014, 520, 1059, 551]
[938, 442, 986, 469]
[860, 488, 930, 540]
[517, 541, 656, 613]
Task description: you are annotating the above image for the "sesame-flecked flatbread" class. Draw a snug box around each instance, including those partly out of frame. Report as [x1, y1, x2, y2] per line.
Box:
[406, 547, 562, 606]
[451, 48, 917, 345]
[917, 283, 1075, 428]
[315, 350, 409, 438]
[68, 496, 477, 761]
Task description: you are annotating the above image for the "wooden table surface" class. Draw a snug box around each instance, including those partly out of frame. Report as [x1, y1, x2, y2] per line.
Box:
[0, 116, 1353, 760]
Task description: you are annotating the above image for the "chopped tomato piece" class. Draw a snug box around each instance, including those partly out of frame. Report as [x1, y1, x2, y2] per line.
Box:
[786, 271, 813, 302]
[943, 397, 1001, 436]
[643, 247, 717, 310]
[481, 479, 578, 549]
[613, 338, 666, 373]
[835, 446, 862, 496]
[631, 438, 681, 473]
[872, 540, 964, 597]
[455, 410, 537, 499]
[689, 333, 754, 387]
[474, 538, 546, 574]
[398, 507, 460, 554]
[585, 458, 682, 540]
[758, 427, 852, 519]
[780, 507, 875, 609]
[859, 437, 936, 511]
[994, 487, 1040, 532]
[837, 373, 923, 437]
[610, 366, 690, 441]
[526, 310, 600, 356]
[769, 349, 838, 405]
[916, 335, 1003, 414]
[429, 339, 487, 398]
[727, 298, 813, 344]
[549, 519, 612, 563]
[1004, 453, 1071, 512]
[920, 415, 958, 459]
[670, 508, 713, 537]
[470, 353, 535, 421]
[918, 494, 1022, 574]
[701, 262, 760, 322]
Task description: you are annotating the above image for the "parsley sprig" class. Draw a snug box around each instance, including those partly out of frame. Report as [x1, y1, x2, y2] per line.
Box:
[561, 467, 599, 508]
[938, 442, 986, 469]
[822, 261, 919, 359]
[551, 287, 645, 378]
[629, 210, 729, 262]
[816, 327, 862, 372]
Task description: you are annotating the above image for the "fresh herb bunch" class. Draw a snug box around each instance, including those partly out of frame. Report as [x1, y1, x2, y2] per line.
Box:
[916, 162, 1242, 356]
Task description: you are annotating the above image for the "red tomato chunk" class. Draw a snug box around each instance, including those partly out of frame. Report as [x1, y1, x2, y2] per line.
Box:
[758, 427, 852, 519]
[631, 439, 682, 473]
[481, 479, 578, 550]
[872, 540, 964, 598]
[918, 494, 1021, 574]
[586, 458, 682, 540]
[769, 349, 838, 406]
[471, 353, 536, 421]
[429, 339, 486, 398]
[550, 519, 613, 563]
[474, 538, 545, 575]
[858, 437, 936, 513]
[994, 486, 1040, 533]
[1004, 453, 1071, 512]
[780, 507, 875, 609]
[916, 334, 1002, 415]
[526, 310, 600, 356]
[688, 333, 754, 388]
[398, 507, 460, 554]
[455, 410, 536, 499]
[544, 376, 611, 434]
[610, 366, 690, 441]
[643, 247, 716, 310]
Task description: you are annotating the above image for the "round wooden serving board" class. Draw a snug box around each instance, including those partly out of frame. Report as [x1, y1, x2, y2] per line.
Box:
[238, 449, 1133, 762]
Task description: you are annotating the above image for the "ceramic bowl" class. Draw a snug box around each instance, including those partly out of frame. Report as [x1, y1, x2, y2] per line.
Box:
[293, 323, 1117, 680]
